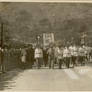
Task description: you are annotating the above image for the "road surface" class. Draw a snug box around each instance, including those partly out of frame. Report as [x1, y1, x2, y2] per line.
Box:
[0, 64, 92, 91]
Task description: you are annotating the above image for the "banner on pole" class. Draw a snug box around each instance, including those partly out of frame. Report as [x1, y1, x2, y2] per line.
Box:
[43, 33, 54, 47]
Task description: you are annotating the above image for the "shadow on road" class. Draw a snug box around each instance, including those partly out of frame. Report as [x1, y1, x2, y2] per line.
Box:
[0, 68, 23, 90]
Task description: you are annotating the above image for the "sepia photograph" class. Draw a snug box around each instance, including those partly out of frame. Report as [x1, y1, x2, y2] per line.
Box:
[0, 2, 92, 91]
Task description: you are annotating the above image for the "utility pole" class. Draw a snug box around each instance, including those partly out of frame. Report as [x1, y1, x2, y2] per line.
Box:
[1, 22, 4, 49]
[0, 22, 5, 73]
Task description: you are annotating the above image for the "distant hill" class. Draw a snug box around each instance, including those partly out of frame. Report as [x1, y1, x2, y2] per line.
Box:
[0, 3, 92, 46]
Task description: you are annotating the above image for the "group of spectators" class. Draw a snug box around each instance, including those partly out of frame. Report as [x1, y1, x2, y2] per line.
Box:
[0, 43, 92, 72]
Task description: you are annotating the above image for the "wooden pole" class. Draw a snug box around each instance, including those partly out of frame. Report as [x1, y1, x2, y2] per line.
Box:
[1, 22, 3, 48]
[0, 22, 5, 73]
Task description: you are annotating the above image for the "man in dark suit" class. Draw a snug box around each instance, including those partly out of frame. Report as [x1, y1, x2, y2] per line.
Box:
[26, 44, 34, 69]
[43, 47, 48, 67]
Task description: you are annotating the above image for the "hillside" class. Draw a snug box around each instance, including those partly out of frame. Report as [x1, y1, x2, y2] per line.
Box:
[0, 3, 92, 46]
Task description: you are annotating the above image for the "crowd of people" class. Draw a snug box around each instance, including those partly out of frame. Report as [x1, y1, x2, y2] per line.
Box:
[19, 43, 92, 69]
[0, 42, 92, 72]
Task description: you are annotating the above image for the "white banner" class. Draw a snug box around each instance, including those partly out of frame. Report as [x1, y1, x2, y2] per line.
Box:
[43, 33, 54, 47]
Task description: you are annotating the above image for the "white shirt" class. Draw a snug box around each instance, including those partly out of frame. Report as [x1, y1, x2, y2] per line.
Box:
[69, 46, 78, 56]
[69, 46, 74, 56]
[78, 47, 85, 56]
[63, 47, 71, 57]
[73, 46, 78, 56]
[57, 48, 63, 59]
[35, 48, 43, 58]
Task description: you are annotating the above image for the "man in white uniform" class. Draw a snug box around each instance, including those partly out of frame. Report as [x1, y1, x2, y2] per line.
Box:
[35, 45, 43, 69]
[57, 45, 64, 69]
[63, 46, 71, 68]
